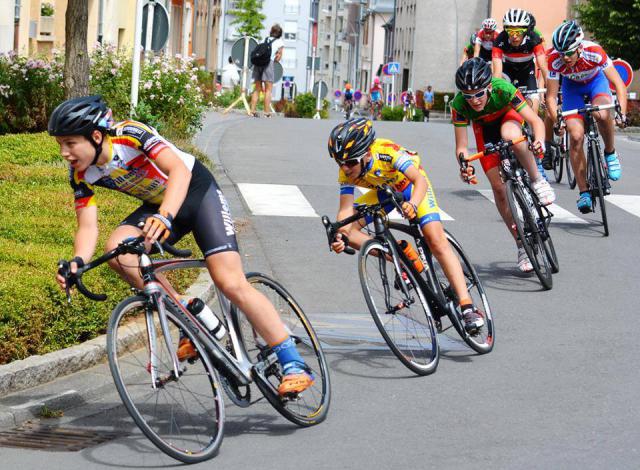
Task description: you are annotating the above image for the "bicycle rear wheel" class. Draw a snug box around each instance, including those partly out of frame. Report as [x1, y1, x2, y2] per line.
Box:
[552, 145, 563, 183]
[359, 238, 439, 375]
[589, 141, 609, 236]
[431, 232, 495, 354]
[107, 296, 224, 463]
[506, 180, 553, 290]
[232, 273, 330, 427]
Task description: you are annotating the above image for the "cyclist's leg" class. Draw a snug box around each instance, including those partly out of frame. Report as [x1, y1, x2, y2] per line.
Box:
[589, 72, 620, 179]
[502, 117, 540, 181]
[562, 79, 590, 192]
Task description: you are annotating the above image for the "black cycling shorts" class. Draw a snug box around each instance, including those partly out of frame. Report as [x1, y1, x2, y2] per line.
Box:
[121, 159, 239, 257]
[503, 66, 538, 92]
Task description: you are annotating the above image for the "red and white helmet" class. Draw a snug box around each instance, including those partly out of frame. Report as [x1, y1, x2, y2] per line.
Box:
[482, 18, 497, 31]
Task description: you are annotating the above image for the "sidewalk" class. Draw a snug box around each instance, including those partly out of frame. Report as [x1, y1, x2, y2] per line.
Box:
[0, 111, 257, 429]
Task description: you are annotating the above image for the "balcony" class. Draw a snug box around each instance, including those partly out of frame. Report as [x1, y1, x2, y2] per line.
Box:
[38, 16, 55, 41]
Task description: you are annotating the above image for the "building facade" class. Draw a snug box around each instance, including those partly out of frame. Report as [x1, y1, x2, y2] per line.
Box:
[220, 0, 311, 92]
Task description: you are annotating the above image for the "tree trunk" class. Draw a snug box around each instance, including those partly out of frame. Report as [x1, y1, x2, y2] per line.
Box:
[63, 0, 90, 99]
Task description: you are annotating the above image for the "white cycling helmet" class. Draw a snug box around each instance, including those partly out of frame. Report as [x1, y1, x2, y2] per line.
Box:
[503, 8, 531, 28]
[482, 18, 497, 31]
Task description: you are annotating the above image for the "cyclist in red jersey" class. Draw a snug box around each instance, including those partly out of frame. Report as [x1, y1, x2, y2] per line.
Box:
[474, 18, 499, 63]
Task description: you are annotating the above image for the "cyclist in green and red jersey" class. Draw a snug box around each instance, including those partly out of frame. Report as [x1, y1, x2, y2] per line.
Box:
[451, 58, 555, 273]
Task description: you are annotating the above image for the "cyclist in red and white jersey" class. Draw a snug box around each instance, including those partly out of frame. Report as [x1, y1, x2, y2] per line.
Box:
[545, 21, 628, 213]
[474, 18, 499, 63]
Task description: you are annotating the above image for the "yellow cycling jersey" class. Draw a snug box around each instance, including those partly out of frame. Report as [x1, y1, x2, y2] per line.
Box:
[337, 138, 441, 227]
[338, 138, 422, 195]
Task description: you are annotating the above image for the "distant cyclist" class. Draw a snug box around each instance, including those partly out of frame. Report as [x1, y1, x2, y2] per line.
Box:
[474, 18, 499, 63]
[343, 83, 354, 119]
[451, 58, 555, 273]
[402, 88, 415, 121]
[369, 77, 383, 120]
[545, 21, 628, 213]
[461, 33, 477, 65]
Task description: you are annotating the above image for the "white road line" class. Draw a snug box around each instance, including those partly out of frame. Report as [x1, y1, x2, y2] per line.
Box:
[356, 187, 454, 221]
[478, 189, 588, 224]
[237, 183, 319, 217]
[606, 195, 640, 219]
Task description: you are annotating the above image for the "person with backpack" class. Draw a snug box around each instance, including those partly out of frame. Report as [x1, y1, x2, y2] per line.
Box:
[250, 24, 284, 118]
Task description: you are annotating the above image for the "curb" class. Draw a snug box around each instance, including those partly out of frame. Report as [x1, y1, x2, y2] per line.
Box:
[0, 111, 254, 429]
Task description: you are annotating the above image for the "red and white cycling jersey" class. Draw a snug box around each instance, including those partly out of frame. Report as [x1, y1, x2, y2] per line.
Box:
[475, 29, 499, 52]
[547, 40, 612, 83]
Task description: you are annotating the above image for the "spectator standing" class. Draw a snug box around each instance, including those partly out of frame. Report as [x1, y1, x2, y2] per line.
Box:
[250, 24, 284, 118]
[423, 85, 434, 122]
[221, 56, 240, 89]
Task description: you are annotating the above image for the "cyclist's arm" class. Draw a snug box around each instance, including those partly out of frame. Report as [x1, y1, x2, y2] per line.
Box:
[460, 48, 468, 65]
[519, 104, 546, 145]
[545, 79, 560, 125]
[603, 66, 628, 115]
[73, 205, 99, 263]
[535, 51, 548, 87]
[151, 148, 193, 219]
[492, 56, 503, 79]
[473, 42, 481, 58]
[454, 125, 469, 159]
[403, 165, 427, 208]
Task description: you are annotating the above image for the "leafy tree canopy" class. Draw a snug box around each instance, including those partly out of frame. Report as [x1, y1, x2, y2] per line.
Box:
[229, 0, 267, 39]
[575, 0, 640, 68]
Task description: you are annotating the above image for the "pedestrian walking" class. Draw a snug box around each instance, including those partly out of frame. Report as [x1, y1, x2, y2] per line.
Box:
[423, 85, 434, 122]
[250, 24, 284, 118]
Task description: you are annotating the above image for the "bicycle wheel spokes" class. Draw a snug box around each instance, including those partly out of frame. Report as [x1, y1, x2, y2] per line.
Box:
[108, 297, 224, 463]
[506, 181, 553, 290]
[359, 240, 439, 375]
[235, 273, 330, 427]
[589, 142, 609, 236]
[431, 235, 495, 354]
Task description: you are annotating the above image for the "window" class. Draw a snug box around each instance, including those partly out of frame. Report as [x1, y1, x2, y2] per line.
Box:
[284, 21, 297, 41]
[284, 0, 299, 15]
[282, 47, 297, 69]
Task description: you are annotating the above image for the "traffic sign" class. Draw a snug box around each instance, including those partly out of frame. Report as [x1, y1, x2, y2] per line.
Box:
[313, 80, 328, 99]
[273, 62, 284, 83]
[141, 1, 169, 51]
[384, 62, 401, 75]
[231, 37, 258, 68]
[354, 90, 362, 101]
[610, 58, 634, 90]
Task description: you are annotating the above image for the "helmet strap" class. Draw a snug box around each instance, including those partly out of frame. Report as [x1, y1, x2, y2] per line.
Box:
[87, 131, 105, 166]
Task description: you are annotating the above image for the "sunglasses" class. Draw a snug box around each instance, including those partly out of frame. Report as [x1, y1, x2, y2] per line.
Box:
[338, 159, 362, 168]
[462, 88, 488, 100]
[505, 27, 527, 35]
[561, 48, 578, 57]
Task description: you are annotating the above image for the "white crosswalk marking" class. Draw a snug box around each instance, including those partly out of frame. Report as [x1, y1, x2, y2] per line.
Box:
[356, 187, 454, 221]
[237, 183, 318, 217]
[478, 189, 588, 224]
[606, 195, 640, 219]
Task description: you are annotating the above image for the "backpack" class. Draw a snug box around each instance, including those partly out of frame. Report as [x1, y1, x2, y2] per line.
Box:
[250, 37, 274, 67]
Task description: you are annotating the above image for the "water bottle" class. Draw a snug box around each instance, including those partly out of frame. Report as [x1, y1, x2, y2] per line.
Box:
[397, 240, 424, 273]
[187, 298, 226, 340]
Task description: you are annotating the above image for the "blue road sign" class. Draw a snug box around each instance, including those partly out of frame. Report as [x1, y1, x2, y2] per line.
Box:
[387, 62, 401, 75]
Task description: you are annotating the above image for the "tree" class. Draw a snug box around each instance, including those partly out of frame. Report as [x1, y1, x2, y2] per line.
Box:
[63, 0, 90, 98]
[575, 0, 640, 69]
[229, 0, 266, 38]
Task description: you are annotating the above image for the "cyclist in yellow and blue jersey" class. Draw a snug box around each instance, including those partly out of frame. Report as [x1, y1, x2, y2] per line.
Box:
[328, 118, 485, 334]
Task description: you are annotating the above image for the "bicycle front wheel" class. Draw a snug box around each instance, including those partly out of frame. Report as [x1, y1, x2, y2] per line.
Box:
[589, 141, 609, 236]
[232, 273, 331, 427]
[552, 146, 563, 183]
[506, 181, 553, 290]
[107, 296, 224, 463]
[359, 239, 439, 375]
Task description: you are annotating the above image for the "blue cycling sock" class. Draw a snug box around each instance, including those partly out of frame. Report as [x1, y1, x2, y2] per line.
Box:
[272, 336, 305, 374]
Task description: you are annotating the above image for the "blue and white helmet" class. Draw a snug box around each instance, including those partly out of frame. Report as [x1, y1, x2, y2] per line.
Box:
[552, 21, 584, 52]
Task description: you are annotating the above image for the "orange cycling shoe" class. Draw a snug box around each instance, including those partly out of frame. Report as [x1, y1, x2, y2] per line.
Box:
[278, 371, 315, 396]
[177, 337, 198, 361]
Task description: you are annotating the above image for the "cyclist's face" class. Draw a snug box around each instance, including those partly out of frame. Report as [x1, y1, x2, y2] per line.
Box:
[561, 47, 580, 66]
[340, 152, 369, 179]
[56, 132, 101, 170]
[463, 87, 490, 111]
[506, 27, 526, 45]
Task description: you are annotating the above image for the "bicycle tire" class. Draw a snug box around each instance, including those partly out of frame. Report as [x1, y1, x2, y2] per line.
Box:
[589, 141, 609, 236]
[552, 145, 563, 183]
[358, 238, 439, 375]
[107, 296, 224, 463]
[527, 181, 559, 274]
[232, 273, 331, 427]
[506, 180, 553, 290]
[566, 148, 576, 189]
[431, 233, 496, 354]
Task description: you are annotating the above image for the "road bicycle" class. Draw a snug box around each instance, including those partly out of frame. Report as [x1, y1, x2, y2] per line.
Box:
[460, 135, 559, 290]
[560, 99, 619, 236]
[370, 99, 383, 121]
[344, 99, 354, 119]
[321, 186, 494, 375]
[58, 237, 330, 463]
[550, 123, 575, 187]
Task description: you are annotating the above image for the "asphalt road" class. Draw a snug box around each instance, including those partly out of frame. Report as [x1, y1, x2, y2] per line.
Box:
[2, 113, 639, 469]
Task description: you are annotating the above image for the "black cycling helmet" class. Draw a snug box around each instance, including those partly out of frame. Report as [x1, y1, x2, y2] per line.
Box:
[328, 117, 375, 165]
[455, 57, 492, 91]
[552, 20, 584, 53]
[48, 95, 111, 137]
